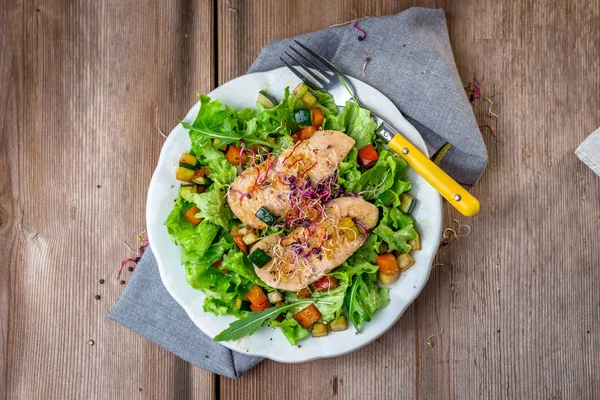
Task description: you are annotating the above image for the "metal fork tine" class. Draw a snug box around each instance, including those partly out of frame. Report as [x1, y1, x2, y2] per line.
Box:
[284, 51, 327, 85]
[279, 58, 320, 90]
[289, 46, 331, 78]
[293, 40, 343, 75]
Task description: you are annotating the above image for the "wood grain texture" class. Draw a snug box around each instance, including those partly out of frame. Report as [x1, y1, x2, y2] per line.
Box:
[2, 0, 600, 399]
[218, 1, 600, 399]
[1, 0, 215, 399]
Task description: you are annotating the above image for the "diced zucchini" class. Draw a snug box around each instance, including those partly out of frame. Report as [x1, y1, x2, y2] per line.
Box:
[257, 90, 277, 108]
[379, 270, 401, 285]
[242, 232, 259, 245]
[396, 253, 415, 271]
[311, 322, 329, 337]
[409, 234, 421, 251]
[255, 206, 277, 225]
[293, 108, 312, 127]
[179, 184, 197, 197]
[176, 162, 196, 182]
[267, 291, 283, 304]
[330, 316, 348, 332]
[180, 153, 198, 166]
[293, 83, 308, 95]
[248, 248, 272, 268]
[399, 193, 416, 214]
[293, 83, 318, 107]
[301, 91, 317, 107]
[192, 176, 210, 185]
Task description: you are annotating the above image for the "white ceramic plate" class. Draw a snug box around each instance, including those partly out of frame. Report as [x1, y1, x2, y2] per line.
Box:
[147, 67, 442, 363]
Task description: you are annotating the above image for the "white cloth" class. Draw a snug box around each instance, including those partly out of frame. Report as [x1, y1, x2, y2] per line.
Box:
[576, 128, 600, 176]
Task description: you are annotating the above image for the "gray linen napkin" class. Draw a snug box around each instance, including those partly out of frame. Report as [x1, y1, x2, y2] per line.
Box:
[109, 7, 487, 378]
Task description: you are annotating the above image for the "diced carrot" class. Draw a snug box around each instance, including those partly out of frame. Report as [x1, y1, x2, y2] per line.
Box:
[250, 301, 270, 312]
[225, 146, 246, 165]
[192, 168, 205, 180]
[183, 206, 203, 226]
[293, 304, 322, 328]
[358, 144, 379, 169]
[247, 285, 268, 307]
[233, 235, 248, 254]
[291, 126, 318, 142]
[313, 276, 339, 292]
[375, 252, 399, 275]
[310, 108, 325, 127]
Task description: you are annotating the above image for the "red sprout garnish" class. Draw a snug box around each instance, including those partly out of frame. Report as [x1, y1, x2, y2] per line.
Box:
[118, 235, 149, 278]
[352, 217, 370, 246]
[281, 140, 304, 164]
[353, 19, 366, 41]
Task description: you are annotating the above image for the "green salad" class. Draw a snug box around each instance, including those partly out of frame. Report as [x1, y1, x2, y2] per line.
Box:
[165, 84, 421, 344]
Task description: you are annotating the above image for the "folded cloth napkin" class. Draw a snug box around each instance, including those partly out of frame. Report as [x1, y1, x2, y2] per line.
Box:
[109, 7, 487, 378]
[576, 127, 600, 176]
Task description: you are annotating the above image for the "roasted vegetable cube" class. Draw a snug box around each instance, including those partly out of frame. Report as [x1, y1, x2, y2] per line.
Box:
[293, 304, 322, 329]
[247, 285, 268, 307]
[376, 253, 399, 275]
[311, 322, 329, 337]
[267, 290, 283, 304]
[397, 253, 415, 271]
[183, 206, 202, 226]
[176, 162, 196, 182]
[330, 316, 348, 332]
[379, 270, 400, 285]
[409, 234, 421, 251]
[180, 153, 198, 166]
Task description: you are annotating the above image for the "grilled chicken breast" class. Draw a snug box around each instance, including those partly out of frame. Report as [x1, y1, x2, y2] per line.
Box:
[227, 130, 355, 229]
[251, 197, 379, 291]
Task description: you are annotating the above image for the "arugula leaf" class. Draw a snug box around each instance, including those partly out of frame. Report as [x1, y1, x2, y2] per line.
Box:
[182, 95, 278, 149]
[344, 272, 390, 332]
[214, 300, 314, 342]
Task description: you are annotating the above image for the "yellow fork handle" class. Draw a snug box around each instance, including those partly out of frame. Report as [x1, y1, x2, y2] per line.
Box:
[388, 134, 480, 217]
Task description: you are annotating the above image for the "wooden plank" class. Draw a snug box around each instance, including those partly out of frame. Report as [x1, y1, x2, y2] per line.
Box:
[0, 0, 216, 399]
[217, 1, 600, 399]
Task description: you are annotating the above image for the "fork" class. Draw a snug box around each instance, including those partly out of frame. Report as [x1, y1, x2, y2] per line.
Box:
[281, 40, 480, 217]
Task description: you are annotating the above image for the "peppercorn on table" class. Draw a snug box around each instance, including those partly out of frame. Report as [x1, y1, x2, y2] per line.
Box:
[1, 1, 599, 399]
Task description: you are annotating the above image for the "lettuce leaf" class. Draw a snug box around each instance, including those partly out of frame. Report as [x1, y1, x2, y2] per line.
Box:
[342, 150, 408, 200]
[183, 183, 233, 230]
[193, 140, 237, 185]
[325, 101, 377, 149]
[267, 318, 309, 345]
[372, 224, 418, 254]
[312, 89, 338, 115]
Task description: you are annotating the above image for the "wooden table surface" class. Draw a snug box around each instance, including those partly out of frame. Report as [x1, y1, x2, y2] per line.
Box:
[2, 0, 599, 399]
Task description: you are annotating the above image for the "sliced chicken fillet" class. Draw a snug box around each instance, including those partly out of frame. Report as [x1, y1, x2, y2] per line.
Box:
[227, 130, 355, 229]
[251, 197, 379, 291]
